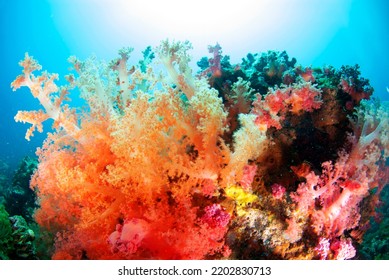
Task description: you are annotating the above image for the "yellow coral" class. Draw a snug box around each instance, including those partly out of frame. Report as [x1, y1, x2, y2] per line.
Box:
[225, 185, 259, 217]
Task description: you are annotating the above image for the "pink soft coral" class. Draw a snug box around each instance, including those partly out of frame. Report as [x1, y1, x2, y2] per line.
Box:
[271, 183, 286, 200]
[201, 204, 230, 228]
[287, 100, 389, 251]
[314, 237, 356, 260]
[108, 219, 150, 256]
[289, 152, 374, 242]
[252, 82, 322, 130]
[240, 164, 257, 190]
[331, 238, 356, 260]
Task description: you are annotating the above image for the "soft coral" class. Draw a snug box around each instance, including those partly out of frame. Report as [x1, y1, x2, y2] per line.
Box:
[11, 53, 78, 141]
[13, 41, 233, 260]
[252, 81, 322, 130]
[287, 100, 389, 253]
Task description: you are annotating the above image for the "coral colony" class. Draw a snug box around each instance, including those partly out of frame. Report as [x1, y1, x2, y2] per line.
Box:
[10, 40, 388, 259]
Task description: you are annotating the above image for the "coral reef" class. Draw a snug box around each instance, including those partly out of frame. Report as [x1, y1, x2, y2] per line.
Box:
[10, 40, 388, 259]
[0, 205, 37, 259]
[0, 159, 10, 205]
[4, 156, 38, 223]
[0, 204, 13, 259]
[1, 157, 39, 259]
[8, 215, 37, 259]
[358, 184, 389, 259]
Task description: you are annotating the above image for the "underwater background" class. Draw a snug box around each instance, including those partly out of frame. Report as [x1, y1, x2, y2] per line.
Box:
[0, 0, 388, 260]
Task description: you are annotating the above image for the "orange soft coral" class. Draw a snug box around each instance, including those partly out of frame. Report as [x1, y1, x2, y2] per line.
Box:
[12, 41, 236, 259]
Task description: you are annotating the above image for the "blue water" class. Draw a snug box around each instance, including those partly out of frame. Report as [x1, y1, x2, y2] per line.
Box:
[1, 0, 388, 169]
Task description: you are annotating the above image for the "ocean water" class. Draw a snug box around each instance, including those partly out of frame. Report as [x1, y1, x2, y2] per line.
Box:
[0, 0, 388, 260]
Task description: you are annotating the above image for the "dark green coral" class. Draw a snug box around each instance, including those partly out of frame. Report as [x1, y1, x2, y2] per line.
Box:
[0, 204, 13, 259]
[0, 205, 37, 259]
[9, 215, 37, 259]
[5, 156, 38, 223]
[358, 186, 389, 260]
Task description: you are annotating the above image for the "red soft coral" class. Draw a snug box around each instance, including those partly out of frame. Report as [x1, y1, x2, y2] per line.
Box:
[252, 82, 322, 130]
[286, 83, 322, 114]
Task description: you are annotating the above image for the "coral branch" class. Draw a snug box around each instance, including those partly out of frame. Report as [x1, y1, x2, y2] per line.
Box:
[252, 82, 322, 130]
[11, 53, 79, 140]
[156, 39, 195, 99]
